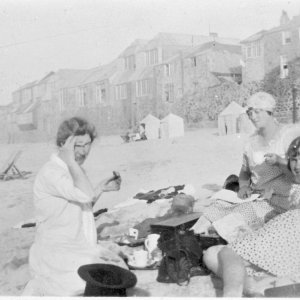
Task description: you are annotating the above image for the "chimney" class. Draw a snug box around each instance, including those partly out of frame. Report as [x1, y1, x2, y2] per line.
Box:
[280, 10, 290, 25]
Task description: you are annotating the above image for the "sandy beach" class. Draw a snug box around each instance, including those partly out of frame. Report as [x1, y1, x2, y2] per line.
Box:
[0, 127, 246, 296]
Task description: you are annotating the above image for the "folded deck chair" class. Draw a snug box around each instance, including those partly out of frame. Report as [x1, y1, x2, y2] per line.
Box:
[0, 150, 30, 181]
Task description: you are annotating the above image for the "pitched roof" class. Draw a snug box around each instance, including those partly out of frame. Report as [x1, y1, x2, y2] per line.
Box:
[142, 32, 240, 51]
[241, 30, 267, 43]
[161, 113, 183, 122]
[241, 14, 300, 44]
[55, 69, 93, 89]
[140, 114, 160, 124]
[14, 80, 38, 92]
[187, 42, 241, 57]
[119, 39, 149, 57]
[81, 60, 119, 84]
[219, 101, 245, 116]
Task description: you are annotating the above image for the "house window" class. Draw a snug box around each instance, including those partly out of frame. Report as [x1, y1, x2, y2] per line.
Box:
[79, 87, 87, 107]
[280, 55, 289, 78]
[145, 49, 158, 65]
[96, 84, 106, 104]
[164, 83, 174, 103]
[136, 79, 152, 97]
[115, 84, 127, 100]
[282, 31, 292, 45]
[245, 41, 261, 58]
[101, 88, 106, 103]
[164, 64, 171, 76]
[59, 89, 67, 111]
[191, 57, 197, 67]
[125, 55, 136, 70]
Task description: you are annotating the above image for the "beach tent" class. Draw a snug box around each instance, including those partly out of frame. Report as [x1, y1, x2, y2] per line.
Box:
[140, 114, 160, 140]
[218, 101, 254, 135]
[160, 113, 184, 139]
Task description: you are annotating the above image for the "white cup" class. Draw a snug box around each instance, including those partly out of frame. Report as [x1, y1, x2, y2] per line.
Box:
[145, 234, 160, 254]
[128, 228, 139, 240]
[132, 249, 148, 267]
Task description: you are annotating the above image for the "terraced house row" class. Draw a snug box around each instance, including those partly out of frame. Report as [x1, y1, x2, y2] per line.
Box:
[1, 10, 299, 142]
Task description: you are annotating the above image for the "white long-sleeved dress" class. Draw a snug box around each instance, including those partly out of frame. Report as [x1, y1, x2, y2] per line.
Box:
[23, 154, 127, 296]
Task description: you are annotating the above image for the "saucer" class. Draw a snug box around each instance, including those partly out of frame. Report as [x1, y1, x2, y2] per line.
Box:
[115, 236, 145, 247]
[127, 259, 157, 270]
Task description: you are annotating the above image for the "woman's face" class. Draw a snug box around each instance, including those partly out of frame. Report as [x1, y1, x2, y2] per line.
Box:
[73, 134, 92, 165]
[289, 155, 300, 183]
[247, 108, 272, 129]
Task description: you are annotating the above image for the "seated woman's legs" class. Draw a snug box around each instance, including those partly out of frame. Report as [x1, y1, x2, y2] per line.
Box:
[203, 245, 246, 297]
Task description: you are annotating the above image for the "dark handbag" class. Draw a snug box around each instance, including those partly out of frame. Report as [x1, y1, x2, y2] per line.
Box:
[156, 229, 210, 285]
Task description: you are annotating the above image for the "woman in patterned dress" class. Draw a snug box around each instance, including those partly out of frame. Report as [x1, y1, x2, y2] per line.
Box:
[203, 136, 300, 297]
[193, 92, 300, 233]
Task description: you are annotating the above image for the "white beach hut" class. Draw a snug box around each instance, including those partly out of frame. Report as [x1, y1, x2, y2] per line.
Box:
[218, 101, 254, 135]
[160, 113, 184, 139]
[140, 114, 160, 140]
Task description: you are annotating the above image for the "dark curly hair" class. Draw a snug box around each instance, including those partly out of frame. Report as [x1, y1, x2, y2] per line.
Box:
[56, 117, 97, 147]
[287, 136, 300, 171]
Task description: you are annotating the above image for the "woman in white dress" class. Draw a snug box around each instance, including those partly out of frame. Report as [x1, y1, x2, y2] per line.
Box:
[23, 117, 127, 296]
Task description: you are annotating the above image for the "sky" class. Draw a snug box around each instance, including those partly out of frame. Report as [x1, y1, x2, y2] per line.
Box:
[0, 0, 300, 105]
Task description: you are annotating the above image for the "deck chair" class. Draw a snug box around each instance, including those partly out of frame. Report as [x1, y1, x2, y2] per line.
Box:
[0, 150, 28, 181]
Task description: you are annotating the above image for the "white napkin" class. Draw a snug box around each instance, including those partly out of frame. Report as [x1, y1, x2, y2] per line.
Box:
[211, 189, 261, 204]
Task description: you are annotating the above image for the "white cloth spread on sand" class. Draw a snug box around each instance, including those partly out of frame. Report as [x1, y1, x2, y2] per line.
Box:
[23, 154, 127, 296]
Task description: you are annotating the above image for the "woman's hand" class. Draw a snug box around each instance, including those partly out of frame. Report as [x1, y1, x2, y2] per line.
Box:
[98, 172, 121, 192]
[238, 186, 252, 199]
[58, 136, 77, 166]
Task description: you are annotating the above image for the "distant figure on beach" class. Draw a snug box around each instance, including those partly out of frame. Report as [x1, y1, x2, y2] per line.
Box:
[23, 117, 127, 296]
[121, 123, 147, 143]
[136, 123, 147, 141]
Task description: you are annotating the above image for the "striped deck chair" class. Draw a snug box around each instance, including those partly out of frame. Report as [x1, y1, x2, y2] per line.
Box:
[0, 150, 25, 180]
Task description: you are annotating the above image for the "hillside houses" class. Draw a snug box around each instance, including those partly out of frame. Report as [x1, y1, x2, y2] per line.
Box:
[0, 31, 243, 143]
[241, 10, 300, 83]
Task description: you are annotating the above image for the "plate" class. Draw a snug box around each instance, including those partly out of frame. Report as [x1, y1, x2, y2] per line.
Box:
[127, 260, 158, 270]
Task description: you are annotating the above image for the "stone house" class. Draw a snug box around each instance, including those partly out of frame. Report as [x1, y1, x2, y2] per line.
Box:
[154, 41, 242, 118]
[79, 60, 121, 134]
[114, 32, 240, 128]
[112, 39, 149, 129]
[241, 11, 300, 83]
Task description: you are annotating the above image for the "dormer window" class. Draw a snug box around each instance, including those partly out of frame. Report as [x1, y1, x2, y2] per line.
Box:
[164, 64, 171, 76]
[145, 49, 158, 65]
[124, 55, 136, 70]
[79, 87, 87, 107]
[282, 31, 292, 45]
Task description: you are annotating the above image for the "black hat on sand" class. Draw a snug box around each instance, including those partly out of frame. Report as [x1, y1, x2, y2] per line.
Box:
[78, 264, 137, 297]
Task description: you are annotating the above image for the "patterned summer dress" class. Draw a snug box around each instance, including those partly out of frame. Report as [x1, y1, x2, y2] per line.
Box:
[229, 201, 300, 278]
[203, 124, 300, 227]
